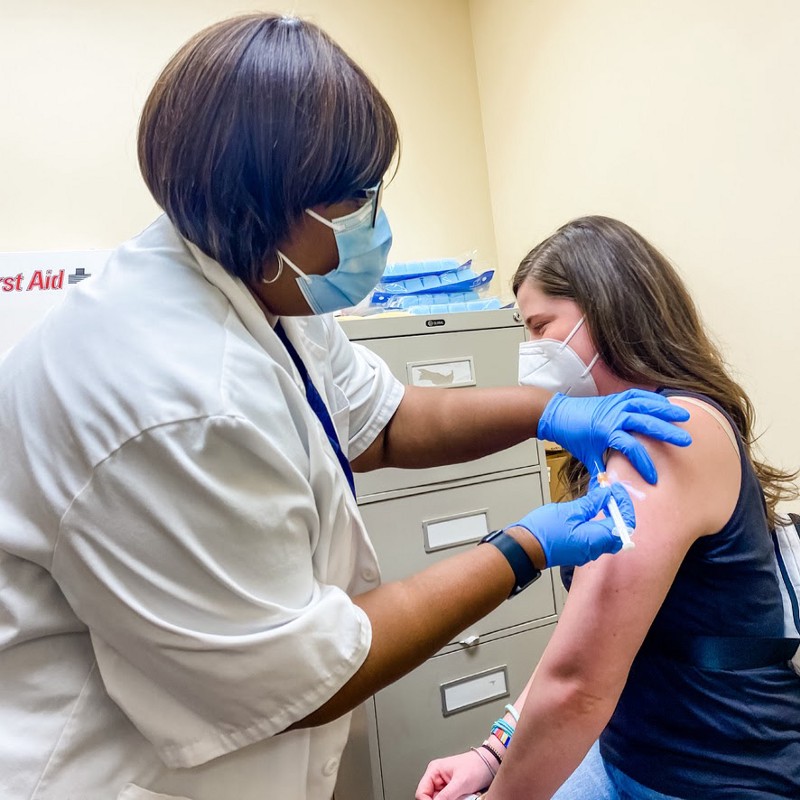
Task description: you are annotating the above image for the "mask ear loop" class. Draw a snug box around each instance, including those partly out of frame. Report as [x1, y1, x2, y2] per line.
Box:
[306, 200, 374, 231]
[305, 208, 336, 229]
[561, 316, 600, 377]
[558, 316, 587, 352]
[268, 250, 312, 286]
[261, 252, 285, 285]
[581, 352, 600, 378]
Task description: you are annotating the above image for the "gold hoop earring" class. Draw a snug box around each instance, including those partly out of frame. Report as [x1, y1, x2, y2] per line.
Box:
[261, 253, 284, 285]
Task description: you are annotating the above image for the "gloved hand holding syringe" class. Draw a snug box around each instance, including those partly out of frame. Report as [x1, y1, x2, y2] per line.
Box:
[595, 460, 635, 550]
[457, 471, 633, 800]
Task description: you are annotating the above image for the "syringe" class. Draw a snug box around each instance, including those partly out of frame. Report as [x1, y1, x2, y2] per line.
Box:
[595, 464, 635, 550]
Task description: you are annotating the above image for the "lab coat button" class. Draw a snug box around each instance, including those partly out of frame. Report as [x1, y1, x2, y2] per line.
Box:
[361, 567, 378, 582]
[322, 757, 339, 776]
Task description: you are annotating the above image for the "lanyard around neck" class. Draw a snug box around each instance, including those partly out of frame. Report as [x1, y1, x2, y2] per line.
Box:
[274, 321, 356, 498]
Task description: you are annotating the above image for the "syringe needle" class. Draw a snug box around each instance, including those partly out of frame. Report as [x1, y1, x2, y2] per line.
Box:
[595, 465, 635, 550]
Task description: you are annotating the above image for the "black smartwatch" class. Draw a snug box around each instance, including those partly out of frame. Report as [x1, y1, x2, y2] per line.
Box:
[479, 529, 542, 597]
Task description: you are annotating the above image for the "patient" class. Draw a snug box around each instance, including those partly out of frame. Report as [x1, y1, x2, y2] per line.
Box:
[416, 216, 800, 800]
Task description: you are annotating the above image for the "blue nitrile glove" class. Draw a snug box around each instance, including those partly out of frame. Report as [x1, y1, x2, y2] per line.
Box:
[538, 389, 691, 485]
[511, 483, 635, 568]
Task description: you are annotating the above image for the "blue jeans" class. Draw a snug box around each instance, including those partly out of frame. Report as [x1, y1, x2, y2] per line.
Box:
[551, 741, 683, 800]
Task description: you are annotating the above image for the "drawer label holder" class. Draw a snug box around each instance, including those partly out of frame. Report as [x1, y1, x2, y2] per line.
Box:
[440, 665, 510, 717]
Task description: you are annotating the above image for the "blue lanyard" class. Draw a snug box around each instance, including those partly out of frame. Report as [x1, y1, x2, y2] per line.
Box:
[274, 322, 356, 498]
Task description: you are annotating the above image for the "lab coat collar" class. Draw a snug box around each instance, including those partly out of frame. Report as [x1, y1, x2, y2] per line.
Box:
[176, 219, 318, 394]
[180, 229, 280, 352]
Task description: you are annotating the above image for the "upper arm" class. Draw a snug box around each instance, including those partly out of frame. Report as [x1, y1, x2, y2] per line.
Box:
[535, 396, 741, 695]
[325, 318, 404, 466]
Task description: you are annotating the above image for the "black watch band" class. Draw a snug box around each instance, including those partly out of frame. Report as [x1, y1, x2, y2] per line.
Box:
[479, 529, 542, 597]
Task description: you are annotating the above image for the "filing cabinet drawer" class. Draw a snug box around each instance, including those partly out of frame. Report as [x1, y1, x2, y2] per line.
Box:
[336, 311, 558, 800]
[338, 623, 556, 800]
[358, 469, 556, 647]
[351, 324, 539, 497]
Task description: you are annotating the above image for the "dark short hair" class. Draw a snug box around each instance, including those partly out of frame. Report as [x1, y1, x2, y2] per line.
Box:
[138, 13, 399, 282]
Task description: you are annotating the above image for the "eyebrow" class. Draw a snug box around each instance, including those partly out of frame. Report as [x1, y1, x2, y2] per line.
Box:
[524, 313, 550, 328]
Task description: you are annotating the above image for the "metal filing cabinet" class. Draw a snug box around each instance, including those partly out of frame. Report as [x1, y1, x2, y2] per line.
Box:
[335, 309, 556, 800]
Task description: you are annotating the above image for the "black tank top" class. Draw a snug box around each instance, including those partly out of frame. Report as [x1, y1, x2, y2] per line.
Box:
[599, 389, 800, 798]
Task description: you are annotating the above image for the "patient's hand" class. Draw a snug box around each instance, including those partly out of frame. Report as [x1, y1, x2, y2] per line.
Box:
[416, 749, 493, 800]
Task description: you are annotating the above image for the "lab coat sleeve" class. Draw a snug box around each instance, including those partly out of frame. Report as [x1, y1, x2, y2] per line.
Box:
[51, 413, 371, 769]
[324, 316, 404, 460]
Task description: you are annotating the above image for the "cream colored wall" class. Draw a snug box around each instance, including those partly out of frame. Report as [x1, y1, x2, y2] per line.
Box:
[470, 0, 800, 488]
[3, 0, 797, 482]
[0, 0, 497, 269]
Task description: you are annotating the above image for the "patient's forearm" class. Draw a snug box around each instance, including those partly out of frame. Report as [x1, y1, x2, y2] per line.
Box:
[490, 673, 618, 800]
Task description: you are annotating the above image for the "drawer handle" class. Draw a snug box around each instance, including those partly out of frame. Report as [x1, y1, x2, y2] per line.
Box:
[458, 634, 481, 648]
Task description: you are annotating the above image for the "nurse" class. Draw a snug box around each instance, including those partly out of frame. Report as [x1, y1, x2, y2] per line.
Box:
[0, 14, 689, 800]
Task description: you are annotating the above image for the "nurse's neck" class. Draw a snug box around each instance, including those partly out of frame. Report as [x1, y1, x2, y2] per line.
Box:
[246, 283, 279, 325]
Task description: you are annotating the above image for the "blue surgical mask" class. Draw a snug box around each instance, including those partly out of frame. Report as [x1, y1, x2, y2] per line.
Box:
[274, 190, 392, 315]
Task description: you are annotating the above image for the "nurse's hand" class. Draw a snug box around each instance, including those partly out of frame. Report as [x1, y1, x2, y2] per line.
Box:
[510, 483, 634, 568]
[537, 389, 691, 484]
[416, 749, 491, 800]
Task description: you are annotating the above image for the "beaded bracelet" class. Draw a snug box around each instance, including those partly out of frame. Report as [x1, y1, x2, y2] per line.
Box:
[480, 740, 503, 765]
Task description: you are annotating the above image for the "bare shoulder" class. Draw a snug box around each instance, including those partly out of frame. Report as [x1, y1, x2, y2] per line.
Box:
[666, 395, 739, 454]
[608, 394, 741, 537]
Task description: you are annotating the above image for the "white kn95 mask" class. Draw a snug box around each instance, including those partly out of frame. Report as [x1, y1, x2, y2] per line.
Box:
[518, 316, 600, 397]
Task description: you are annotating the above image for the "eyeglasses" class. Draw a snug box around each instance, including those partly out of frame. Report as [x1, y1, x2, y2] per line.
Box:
[352, 179, 384, 228]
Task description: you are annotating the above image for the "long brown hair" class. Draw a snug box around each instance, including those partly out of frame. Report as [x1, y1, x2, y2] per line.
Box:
[513, 215, 797, 527]
[138, 14, 399, 283]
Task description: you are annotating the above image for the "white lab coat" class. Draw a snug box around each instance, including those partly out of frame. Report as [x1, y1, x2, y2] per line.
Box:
[0, 215, 404, 800]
